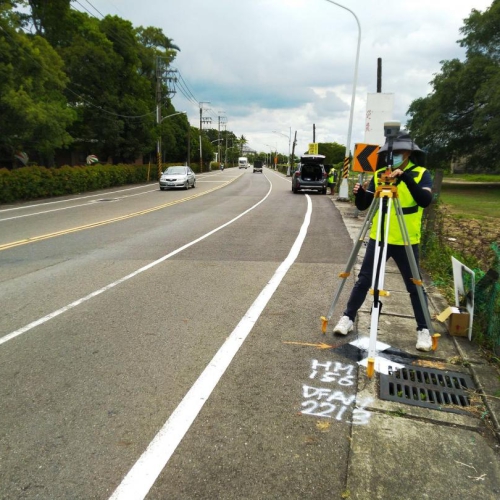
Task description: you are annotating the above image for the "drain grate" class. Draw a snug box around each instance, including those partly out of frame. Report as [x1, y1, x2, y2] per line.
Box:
[379, 364, 476, 414]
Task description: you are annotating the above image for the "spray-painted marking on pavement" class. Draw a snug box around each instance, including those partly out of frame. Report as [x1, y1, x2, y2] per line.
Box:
[300, 359, 373, 425]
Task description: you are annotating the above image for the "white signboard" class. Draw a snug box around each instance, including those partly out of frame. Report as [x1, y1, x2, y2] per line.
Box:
[452, 256, 475, 340]
[364, 93, 395, 145]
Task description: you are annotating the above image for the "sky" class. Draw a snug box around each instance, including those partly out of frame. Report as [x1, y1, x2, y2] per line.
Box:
[73, 0, 493, 156]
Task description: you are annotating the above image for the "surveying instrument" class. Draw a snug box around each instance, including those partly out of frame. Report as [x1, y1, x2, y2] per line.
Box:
[320, 121, 440, 378]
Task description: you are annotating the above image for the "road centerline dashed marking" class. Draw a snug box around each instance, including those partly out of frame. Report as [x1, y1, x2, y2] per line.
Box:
[0, 173, 265, 346]
[0, 175, 243, 251]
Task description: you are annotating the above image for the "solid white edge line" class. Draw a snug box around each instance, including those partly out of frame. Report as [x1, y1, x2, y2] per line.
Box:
[0, 170, 238, 216]
[0, 184, 154, 213]
[0, 178, 273, 347]
[109, 194, 312, 500]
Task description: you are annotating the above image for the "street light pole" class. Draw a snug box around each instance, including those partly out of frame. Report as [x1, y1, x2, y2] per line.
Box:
[272, 129, 292, 175]
[324, 0, 361, 200]
[210, 138, 223, 164]
[157, 111, 187, 179]
[265, 142, 278, 170]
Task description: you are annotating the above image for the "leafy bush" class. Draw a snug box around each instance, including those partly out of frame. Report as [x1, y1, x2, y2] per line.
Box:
[0, 164, 151, 204]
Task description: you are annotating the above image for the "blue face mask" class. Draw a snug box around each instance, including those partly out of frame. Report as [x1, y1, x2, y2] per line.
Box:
[393, 153, 404, 167]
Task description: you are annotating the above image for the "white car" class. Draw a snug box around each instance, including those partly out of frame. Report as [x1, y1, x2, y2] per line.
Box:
[159, 166, 196, 190]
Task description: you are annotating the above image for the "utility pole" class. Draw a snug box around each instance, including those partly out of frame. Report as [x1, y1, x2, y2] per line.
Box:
[199, 104, 203, 172]
[187, 125, 191, 167]
[155, 57, 177, 179]
[218, 115, 221, 167]
[313, 123, 316, 143]
[224, 122, 228, 166]
[218, 112, 226, 169]
[199, 102, 211, 172]
[156, 56, 162, 180]
[377, 57, 382, 93]
[291, 130, 297, 173]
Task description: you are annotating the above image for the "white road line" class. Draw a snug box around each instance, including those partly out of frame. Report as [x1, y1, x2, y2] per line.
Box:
[267, 168, 292, 183]
[0, 178, 273, 347]
[195, 180, 230, 183]
[0, 185, 155, 213]
[109, 195, 312, 500]
[0, 201, 121, 222]
[0, 174, 242, 220]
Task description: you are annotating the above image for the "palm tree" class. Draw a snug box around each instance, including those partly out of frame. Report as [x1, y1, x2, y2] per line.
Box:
[239, 135, 247, 156]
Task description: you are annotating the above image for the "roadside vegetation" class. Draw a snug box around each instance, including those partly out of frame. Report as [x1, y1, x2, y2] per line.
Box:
[421, 182, 500, 361]
[0, 1, 244, 168]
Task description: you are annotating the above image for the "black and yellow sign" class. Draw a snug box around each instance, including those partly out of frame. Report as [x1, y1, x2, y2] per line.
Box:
[308, 143, 318, 155]
[353, 143, 379, 172]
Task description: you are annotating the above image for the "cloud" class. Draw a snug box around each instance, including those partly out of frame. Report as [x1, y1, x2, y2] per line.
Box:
[88, 0, 494, 154]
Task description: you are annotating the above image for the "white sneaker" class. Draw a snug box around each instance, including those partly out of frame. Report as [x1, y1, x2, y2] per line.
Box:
[416, 329, 432, 351]
[333, 316, 354, 335]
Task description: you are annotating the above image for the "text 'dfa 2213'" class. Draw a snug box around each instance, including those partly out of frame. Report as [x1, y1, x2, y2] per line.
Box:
[300, 359, 372, 425]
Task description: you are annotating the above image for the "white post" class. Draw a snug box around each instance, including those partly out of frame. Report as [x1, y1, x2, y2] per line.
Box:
[325, 0, 361, 201]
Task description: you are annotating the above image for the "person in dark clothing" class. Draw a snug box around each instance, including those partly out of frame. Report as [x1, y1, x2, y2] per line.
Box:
[332, 132, 434, 351]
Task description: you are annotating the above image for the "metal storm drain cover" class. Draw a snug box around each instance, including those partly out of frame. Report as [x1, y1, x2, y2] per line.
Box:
[379, 364, 476, 414]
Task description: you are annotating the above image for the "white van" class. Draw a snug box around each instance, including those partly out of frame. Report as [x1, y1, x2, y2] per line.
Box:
[238, 157, 248, 169]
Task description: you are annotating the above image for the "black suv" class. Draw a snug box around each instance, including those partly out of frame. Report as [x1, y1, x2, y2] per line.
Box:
[291, 154, 327, 194]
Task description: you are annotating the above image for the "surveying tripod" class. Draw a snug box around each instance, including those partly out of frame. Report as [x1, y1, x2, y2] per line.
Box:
[320, 168, 440, 378]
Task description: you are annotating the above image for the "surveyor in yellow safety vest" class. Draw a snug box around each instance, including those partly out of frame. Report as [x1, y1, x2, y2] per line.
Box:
[332, 132, 434, 352]
[327, 168, 336, 195]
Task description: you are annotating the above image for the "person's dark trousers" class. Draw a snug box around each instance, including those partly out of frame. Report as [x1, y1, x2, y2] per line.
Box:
[343, 238, 429, 330]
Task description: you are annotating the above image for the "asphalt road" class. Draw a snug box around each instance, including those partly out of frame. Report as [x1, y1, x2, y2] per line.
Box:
[0, 167, 361, 499]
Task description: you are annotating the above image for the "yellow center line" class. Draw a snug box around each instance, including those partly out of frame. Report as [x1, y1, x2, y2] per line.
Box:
[0, 175, 242, 251]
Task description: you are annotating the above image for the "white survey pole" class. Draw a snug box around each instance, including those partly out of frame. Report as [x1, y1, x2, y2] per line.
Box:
[325, 0, 361, 201]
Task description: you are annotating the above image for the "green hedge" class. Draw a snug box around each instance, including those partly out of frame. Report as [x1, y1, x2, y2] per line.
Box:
[0, 163, 154, 204]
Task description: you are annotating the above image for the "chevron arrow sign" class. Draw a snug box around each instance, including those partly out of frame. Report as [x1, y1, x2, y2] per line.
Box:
[353, 143, 379, 173]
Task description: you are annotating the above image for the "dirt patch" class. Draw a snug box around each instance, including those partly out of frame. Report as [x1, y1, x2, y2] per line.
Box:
[440, 211, 499, 269]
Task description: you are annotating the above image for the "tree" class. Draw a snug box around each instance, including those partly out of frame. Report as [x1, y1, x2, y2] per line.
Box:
[21, 2, 181, 164]
[0, 4, 75, 166]
[4, 1, 242, 169]
[238, 135, 247, 155]
[24, 0, 72, 43]
[318, 142, 345, 165]
[406, 0, 500, 172]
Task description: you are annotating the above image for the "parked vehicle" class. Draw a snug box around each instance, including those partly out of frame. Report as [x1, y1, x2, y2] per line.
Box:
[159, 166, 196, 190]
[238, 157, 249, 169]
[291, 154, 327, 194]
[253, 160, 263, 173]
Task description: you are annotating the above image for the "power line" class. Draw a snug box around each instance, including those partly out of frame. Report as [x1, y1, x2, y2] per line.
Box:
[72, 0, 140, 53]
[0, 25, 156, 120]
[176, 71, 198, 103]
[73, 0, 96, 18]
[71, 2, 204, 124]
[72, 1, 189, 121]
[83, 0, 106, 19]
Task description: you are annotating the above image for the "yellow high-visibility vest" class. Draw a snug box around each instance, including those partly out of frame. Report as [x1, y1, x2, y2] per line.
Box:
[370, 162, 427, 245]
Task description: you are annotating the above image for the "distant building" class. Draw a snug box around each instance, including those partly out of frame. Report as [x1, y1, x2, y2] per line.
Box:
[242, 145, 257, 155]
[450, 155, 469, 174]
